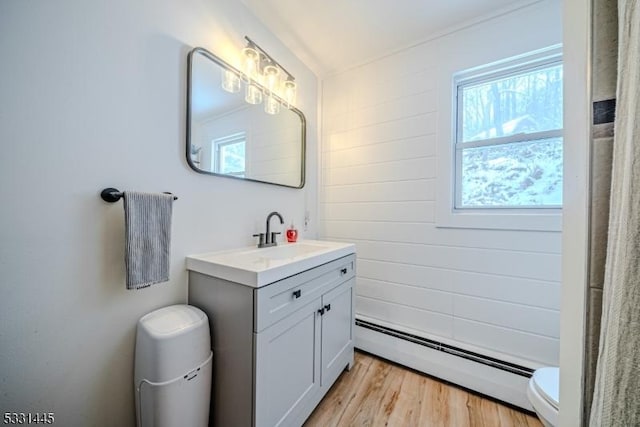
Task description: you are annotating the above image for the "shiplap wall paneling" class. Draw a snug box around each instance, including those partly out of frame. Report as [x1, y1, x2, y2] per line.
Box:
[319, 0, 562, 373]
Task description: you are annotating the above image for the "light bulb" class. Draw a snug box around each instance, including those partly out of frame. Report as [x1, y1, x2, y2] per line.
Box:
[283, 80, 297, 108]
[264, 95, 280, 115]
[245, 83, 263, 105]
[263, 65, 280, 95]
[221, 69, 241, 93]
[242, 47, 260, 82]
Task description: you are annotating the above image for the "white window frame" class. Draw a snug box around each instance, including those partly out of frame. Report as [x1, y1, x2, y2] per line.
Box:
[436, 45, 563, 232]
[212, 132, 246, 177]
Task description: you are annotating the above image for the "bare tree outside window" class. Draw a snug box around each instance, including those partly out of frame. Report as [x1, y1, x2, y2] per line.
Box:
[455, 57, 563, 208]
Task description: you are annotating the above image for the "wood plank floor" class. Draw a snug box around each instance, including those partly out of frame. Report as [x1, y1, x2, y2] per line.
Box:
[304, 351, 542, 427]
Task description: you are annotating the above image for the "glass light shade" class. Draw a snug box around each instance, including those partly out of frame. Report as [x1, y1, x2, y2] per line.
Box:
[264, 95, 281, 115]
[282, 80, 297, 108]
[263, 65, 280, 94]
[245, 83, 263, 104]
[242, 47, 260, 81]
[221, 69, 241, 93]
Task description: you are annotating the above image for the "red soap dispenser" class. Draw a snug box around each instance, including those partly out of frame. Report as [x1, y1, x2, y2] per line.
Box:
[286, 222, 298, 243]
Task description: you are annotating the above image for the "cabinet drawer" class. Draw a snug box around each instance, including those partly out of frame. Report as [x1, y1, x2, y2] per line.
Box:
[254, 254, 355, 332]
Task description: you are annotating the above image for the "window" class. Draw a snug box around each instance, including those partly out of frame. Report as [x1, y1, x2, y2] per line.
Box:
[212, 132, 246, 177]
[455, 52, 563, 209]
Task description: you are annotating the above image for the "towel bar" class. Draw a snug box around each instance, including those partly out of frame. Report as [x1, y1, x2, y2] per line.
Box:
[100, 187, 178, 203]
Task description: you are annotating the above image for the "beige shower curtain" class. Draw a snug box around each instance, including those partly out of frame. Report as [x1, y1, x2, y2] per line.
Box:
[589, 1, 640, 425]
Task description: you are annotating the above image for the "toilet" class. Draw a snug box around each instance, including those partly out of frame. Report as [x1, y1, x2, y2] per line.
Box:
[527, 367, 559, 427]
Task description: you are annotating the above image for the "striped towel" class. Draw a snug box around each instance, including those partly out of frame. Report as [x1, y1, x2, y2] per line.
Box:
[123, 191, 174, 290]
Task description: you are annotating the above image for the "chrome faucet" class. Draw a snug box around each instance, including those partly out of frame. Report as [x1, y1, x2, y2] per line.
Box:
[253, 211, 284, 248]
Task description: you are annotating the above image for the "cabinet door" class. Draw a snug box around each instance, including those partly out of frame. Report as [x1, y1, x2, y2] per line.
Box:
[254, 300, 321, 427]
[320, 278, 354, 387]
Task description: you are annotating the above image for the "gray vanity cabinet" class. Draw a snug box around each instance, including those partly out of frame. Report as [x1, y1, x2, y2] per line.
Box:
[254, 296, 321, 426]
[319, 280, 354, 387]
[188, 253, 355, 427]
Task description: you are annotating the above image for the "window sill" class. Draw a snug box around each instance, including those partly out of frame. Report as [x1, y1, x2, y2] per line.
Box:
[435, 208, 562, 232]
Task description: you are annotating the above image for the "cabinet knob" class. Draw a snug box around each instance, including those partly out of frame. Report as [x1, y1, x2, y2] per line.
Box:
[324, 304, 331, 312]
[317, 307, 325, 315]
[340, 268, 348, 275]
[292, 289, 302, 299]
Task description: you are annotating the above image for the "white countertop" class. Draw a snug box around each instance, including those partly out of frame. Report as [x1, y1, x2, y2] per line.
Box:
[186, 239, 356, 287]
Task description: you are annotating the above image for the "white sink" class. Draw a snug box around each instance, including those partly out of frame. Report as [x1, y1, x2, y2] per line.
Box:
[186, 240, 356, 287]
[237, 243, 328, 261]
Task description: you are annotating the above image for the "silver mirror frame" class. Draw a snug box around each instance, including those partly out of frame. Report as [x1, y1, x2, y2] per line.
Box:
[186, 47, 306, 189]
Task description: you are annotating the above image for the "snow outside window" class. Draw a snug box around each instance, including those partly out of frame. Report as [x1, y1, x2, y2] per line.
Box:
[455, 54, 563, 209]
[212, 132, 246, 177]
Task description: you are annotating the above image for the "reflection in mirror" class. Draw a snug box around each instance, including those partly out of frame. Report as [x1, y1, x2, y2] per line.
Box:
[187, 47, 306, 188]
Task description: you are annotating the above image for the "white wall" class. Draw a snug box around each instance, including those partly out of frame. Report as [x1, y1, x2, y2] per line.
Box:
[320, 0, 562, 370]
[0, 0, 317, 425]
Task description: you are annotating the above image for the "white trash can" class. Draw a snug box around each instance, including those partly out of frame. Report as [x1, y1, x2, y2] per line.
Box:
[134, 304, 212, 427]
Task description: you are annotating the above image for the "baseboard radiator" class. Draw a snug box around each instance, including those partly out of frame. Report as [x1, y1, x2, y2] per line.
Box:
[355, 318, 533, 378]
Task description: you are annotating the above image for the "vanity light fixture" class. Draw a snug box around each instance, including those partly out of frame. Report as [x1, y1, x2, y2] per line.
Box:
[245, 83, 263, 105]
[264, 94, 281, 115]
[221, 69, 241, 93]
[263, 65, 281, 114]
[220, 36, 297, 114]
[282, 80, 297, 109]
[241, 46, 262, 104]
[241, 47, 261, 82]
[263, 65, 280, 94]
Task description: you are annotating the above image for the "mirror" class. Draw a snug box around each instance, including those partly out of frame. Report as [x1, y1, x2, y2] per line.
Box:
[187, 47, 306, 188]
